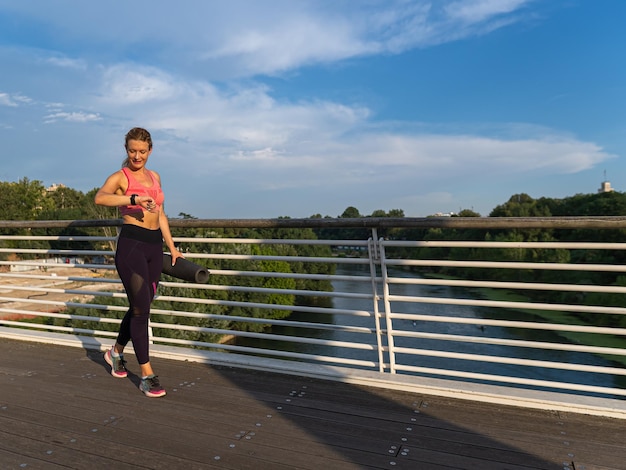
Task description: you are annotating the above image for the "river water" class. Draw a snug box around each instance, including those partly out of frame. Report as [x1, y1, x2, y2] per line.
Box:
[238, 263, 623, 395]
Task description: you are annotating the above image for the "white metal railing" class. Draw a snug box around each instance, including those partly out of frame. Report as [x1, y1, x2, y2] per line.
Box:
[2, 217, 626, 417]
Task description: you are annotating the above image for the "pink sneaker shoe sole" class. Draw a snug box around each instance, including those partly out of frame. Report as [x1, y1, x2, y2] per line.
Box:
[104, 349, 128, 378]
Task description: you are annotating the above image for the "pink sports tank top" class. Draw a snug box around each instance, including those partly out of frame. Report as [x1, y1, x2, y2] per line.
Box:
[119, 167, 165, 216]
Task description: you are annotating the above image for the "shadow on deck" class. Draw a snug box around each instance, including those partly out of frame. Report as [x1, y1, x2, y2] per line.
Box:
[0, 337, 624, 470]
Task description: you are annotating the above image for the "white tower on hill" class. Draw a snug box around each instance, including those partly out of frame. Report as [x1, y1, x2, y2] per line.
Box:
[598, 171, 614, 193]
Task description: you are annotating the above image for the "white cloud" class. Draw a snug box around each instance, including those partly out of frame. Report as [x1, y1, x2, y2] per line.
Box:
[0, 92, 31, 107]
[44, 111, 101, 123]
[99, 64, 186, 104]
[93, 63, 370, 151]
[44, 55, 87, 70]
[349, 133, 609, 175]
[444, 0, 532, 23]
[220, 131, 613, 193]
[0, 93, 17, 107]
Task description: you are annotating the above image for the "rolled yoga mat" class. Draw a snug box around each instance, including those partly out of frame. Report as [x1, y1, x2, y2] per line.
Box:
[162, 254, 210, 283]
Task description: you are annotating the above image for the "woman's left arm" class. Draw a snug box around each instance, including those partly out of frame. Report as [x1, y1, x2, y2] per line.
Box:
[154, 171, 184, 264]
[159, 207, 184, 264]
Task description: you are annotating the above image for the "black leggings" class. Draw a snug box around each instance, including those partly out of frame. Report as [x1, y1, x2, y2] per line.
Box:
[115, 225, 163, 365]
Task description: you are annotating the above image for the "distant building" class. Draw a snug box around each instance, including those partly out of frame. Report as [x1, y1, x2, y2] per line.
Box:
[431, 212, 455, 217]
[598, 180, 614, 193]
[46, 183, 66, 192]
[598, 170, 615, 193]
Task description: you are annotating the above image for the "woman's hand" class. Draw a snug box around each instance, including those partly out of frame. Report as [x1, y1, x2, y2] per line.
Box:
[137, 196, 157, 213]
[169, 247, 185, 266]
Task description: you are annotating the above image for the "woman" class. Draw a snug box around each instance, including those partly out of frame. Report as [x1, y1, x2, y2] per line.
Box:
[95, 127, 183, 398]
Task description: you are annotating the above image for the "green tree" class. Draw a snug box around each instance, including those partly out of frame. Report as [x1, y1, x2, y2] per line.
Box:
[340, 206, 361, 218]
[39, 186, 87, 220]
[455, 209, 481, 217]
[0, 178, 49, 221]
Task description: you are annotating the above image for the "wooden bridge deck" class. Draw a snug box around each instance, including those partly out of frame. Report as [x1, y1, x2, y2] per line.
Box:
[0, 338, 624, 470]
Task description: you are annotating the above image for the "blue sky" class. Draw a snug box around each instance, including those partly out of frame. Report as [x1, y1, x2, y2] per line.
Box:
[1, 0, 625, 219]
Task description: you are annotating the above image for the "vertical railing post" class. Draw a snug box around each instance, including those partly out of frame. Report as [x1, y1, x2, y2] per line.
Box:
[378, 237, 397, 374]
[148, 320, 154, 345]
[367, 229, 386, 373]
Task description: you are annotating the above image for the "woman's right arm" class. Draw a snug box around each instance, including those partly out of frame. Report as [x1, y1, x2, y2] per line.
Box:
[94, 171, 129, 207]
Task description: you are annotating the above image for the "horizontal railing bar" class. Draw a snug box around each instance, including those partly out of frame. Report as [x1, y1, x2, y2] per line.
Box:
[0, 287, 121, 300]
[3, 215, 626, 230]
[394, 364, 626, 396]
[383, 240, 626, 249]
[173, 237, 371, 246]
[149, 308, 373, 331]
[392, 347, 626, 375]
[0, 320, 119, 338]
[0, 235, 116, 241]
[204, 270, 375, 283]
[388, 277, 626, 294]
[0, 273, 119, 284]
[0, 293, 111, 307]
[158, 283, 374, 300]
[0, 308, 123, 324]
[389, 294, 626, 315]
[389, 312, 626, 335]
[391, 330, 626, 356]
[0, 302, 128, 315]
[191, 253, 359, 264]
[0, 248, 111, 256]
[150, 337, 379, 368]
[152, 295, 375, 317]
[387, 259, 626, 272]
[0, 282, 374, 302]
[0, 261, 116, 270]
[149, 322, 377, 350]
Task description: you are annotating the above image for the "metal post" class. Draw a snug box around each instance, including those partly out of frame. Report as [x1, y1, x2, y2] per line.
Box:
[378, 237, 397, 374]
